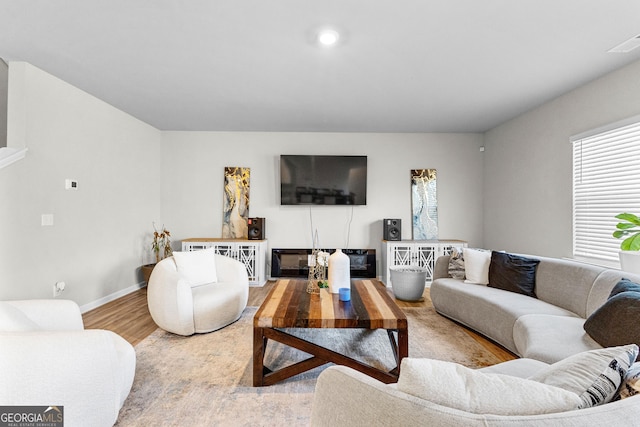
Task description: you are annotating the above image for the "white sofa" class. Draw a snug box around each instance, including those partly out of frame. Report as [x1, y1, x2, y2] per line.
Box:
[311, 356, 640, 426]
[430, 252, 640, 363]
[311, 252, 640, 425]
[0, 299, 135, 427]
[147, 250, 249, 336]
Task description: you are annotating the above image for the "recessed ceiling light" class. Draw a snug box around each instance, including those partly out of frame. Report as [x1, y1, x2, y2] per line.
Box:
[317, 29, 340, 47]
[608, 33, 640, 53]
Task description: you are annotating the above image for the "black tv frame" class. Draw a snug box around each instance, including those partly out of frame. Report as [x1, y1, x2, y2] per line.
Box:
[280, 155, 367, 206]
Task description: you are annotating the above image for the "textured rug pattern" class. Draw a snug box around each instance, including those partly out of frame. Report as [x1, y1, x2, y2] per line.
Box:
[115, 306, 501, 426]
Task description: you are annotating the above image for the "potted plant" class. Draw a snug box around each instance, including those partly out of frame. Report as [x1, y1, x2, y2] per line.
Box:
[141, 224, 173, 284]
[613, 213, 640, 273]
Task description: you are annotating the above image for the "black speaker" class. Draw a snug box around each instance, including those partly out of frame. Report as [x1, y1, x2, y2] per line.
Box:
[383, 218, 401, 241]
[248, 217, 265, 240]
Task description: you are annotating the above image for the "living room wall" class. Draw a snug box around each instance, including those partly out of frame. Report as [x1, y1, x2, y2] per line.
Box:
[483, 58, 640, 259]
[0, 62, 161, 308]
[0, 62, 486, 309]
[161, 131, 485, 275]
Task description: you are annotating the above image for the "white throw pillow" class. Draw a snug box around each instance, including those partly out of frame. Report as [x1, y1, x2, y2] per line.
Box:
[529, 344, 638, 408]
[463, 248, 491, 285]
[0, 302, 40, 331]
[397, 358, 581, 415]
[172, 248, 218, 287]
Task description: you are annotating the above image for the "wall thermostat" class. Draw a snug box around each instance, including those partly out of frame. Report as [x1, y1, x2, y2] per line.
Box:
[65, 179, 78, 190]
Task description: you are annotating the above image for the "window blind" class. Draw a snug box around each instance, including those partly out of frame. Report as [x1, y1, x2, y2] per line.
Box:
[573, 120, 640, 263]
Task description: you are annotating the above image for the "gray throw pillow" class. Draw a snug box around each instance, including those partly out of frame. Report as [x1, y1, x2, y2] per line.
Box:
[610, 277, 640, 298]
[584, 290, 640, 348]
[529, 344, 638, 408]
[447, 247, 465, 280]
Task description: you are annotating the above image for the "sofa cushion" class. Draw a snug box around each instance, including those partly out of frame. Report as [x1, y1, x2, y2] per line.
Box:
[514, 314, 601, 364]
[0, 302, 40, 331]
[488, 251, 540, 298]
[529, 344, 638, 408]
[584, 290, 640, 348]
[431, 278, 578, 354]
[172, 248, 218, 286]
[397, 358, 581, 415]
[533, 256, 604, 319]
[463, 248, 491, 285]
[447, 247, 465, 280]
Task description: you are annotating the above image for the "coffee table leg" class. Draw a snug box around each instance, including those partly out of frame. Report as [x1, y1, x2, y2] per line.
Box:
[398, 328, 408, 371]
[253, 327, 265, 386]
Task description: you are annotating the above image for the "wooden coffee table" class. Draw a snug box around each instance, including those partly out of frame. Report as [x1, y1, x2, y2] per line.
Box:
[253, 278, 408, 386]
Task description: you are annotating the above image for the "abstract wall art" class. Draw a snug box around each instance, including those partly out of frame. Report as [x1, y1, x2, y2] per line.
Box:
[222, 166, 250, 239]
[411, 169, 438, 240]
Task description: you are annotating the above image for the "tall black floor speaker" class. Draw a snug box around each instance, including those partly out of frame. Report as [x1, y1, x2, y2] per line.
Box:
[248, 217, 265, 240]
[383, 218, 401, 241]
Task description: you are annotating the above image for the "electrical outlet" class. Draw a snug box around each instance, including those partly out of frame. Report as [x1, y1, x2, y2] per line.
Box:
[53, 281, 65, 297]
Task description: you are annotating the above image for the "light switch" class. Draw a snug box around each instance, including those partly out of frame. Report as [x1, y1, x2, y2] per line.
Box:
[41, 214, 54, 226]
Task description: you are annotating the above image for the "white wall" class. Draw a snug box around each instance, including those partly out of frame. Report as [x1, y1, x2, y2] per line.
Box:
[0, 63, 162, 307]
[0, 59, 7, 149]
[483, 59, 640, 258]
[162, 132, 485, 275]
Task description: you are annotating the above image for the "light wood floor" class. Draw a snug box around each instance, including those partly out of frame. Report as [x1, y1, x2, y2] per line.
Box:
[82, 280, 516, 363]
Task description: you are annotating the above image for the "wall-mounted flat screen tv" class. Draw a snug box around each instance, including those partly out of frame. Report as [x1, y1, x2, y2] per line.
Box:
[280, 155, 367, 205]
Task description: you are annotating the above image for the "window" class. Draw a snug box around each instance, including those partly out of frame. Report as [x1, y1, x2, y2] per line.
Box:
[572, 116, 640, 264]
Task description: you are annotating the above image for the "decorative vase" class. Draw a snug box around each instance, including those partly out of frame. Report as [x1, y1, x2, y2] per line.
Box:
[328, 249, 350, 294]
[619, 251, 640, 275]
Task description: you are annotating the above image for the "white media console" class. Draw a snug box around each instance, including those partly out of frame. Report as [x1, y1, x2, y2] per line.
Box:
[181, 238, 267, 286]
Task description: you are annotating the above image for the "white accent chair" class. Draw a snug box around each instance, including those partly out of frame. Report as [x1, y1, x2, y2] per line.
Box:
[0, 299, 136, 427]
[147, 250, 249, 336]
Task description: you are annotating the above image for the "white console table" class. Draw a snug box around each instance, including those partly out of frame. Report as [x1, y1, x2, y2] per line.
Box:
[381, 240, 467, 287]
[181, 238, 267, 286]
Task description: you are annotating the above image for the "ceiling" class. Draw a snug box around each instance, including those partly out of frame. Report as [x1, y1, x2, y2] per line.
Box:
[1, 1, 640, 133]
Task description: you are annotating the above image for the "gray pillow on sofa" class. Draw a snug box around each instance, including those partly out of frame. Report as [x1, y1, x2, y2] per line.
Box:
[529, 344, 638, 408]
[584, 279, 640, 348]
[447, 247, 465, 279]
[610, 277, 640, 297]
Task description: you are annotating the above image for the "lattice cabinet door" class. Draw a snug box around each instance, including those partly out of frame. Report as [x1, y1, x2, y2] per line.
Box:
[182, 242, 214, 251]
[413, 244, 437, 281]
[390, 244, 413, 266]
[211, 243, 234, 258]
[181, 239, 267, 286]
[236, 243, 258, 282]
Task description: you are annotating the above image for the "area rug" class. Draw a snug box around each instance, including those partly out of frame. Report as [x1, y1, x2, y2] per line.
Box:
[115, 306, 501, 426]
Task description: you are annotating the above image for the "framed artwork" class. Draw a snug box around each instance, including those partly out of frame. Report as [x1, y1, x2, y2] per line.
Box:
[411, 169, 438, 240]
[222, 167, 250, 239]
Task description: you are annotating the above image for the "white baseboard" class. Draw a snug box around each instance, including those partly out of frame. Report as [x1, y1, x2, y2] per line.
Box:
[80, 282, 147, 314]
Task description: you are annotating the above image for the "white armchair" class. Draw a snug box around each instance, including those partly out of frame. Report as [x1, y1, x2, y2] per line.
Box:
[0, 299, 136, 427]
[147, 249, 249, 336]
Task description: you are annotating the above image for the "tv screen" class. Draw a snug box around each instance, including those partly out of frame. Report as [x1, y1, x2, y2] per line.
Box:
[280, 155, 367, 205]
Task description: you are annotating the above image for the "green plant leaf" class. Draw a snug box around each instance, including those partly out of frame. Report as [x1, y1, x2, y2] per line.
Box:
[614, 230, 629, 239]
[621, 233, 640, 251]
[616, 213, 640, 225]
[616, 222, 639, 230]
